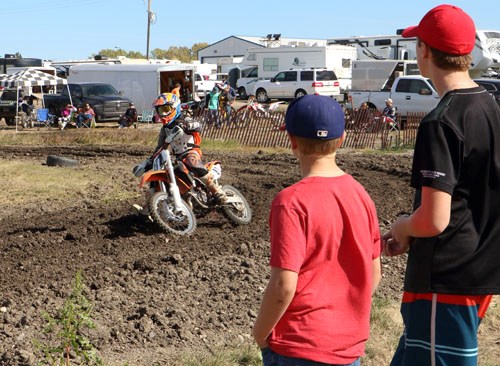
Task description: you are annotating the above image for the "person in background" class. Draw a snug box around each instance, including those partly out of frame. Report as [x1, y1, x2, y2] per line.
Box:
[220, 83, 236, 125]
[382, 98, 396, 123]
[58, 103, 77, 130]
[118, 102, 138, 129]
[171, 82, 181, 99]
[207, 86, 220, 127]
[76, 103, 95, 128]
[253, 95, 382, 366]
[383, 5, 500, 366]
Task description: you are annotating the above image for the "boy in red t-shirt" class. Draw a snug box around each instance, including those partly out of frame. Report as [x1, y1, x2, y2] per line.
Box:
[253, 95, 382, 366]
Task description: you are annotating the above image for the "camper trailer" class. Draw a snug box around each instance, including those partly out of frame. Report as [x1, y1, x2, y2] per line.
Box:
[68, 63, 196, 114]
[234, 45, 357, 98]
[328, 29, 500, 77]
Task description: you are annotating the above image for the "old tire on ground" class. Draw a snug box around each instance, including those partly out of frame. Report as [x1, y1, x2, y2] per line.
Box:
[46, 155, 79, 167]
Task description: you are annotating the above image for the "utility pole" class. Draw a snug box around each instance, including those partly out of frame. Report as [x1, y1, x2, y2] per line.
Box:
[146, 0, 152, 60]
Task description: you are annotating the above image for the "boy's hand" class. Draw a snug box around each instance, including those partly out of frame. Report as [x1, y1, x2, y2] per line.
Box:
[383, 215, 412, 256]
[382, 233, 409, 256]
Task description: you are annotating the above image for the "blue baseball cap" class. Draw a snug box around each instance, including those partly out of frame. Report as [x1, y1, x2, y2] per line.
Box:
[285, 95, 345, 140]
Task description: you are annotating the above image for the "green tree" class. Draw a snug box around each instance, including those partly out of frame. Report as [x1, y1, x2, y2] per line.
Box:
[94, 48, 146, 59]
[93, 42, 208, 62]
[191, 42, 209, 59]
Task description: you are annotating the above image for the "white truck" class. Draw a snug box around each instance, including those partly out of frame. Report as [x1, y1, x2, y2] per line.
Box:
[68, 63, 196, 114]
[348, 75, 440, 117]
[234, 45, 357, 99]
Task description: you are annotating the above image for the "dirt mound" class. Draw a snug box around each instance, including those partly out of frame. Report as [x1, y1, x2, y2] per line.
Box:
[0, 146, 413, 365]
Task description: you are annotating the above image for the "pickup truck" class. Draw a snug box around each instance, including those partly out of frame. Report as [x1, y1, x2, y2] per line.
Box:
[44, 82, 133, 121]
[194, 73, 215, 97]
[348, 76, 441, 117]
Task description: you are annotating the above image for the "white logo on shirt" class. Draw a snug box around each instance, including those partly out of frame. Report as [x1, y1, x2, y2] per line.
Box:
[420, 170, 446, 179]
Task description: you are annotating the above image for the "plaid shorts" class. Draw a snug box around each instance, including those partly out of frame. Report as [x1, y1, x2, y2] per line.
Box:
[390, 292, 492, 366]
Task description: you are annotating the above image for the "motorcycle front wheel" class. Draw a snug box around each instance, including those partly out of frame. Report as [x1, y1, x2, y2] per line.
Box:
[149, 192, 197, 235]
[221, 185, 252, 225]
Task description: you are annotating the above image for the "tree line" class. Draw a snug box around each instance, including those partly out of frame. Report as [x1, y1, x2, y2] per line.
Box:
[95, 43, 209, 63]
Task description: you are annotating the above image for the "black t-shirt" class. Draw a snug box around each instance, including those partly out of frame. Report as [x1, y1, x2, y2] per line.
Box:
[405, 86, 500, 295]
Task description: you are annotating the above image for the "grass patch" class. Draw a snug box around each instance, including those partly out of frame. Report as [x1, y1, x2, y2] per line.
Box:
[0, 159, 137, 214]
[172, 344, 261, 366]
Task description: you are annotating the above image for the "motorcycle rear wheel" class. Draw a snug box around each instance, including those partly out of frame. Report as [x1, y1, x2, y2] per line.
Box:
[221, 185, 252, 225]
[150, 192, 197, 235]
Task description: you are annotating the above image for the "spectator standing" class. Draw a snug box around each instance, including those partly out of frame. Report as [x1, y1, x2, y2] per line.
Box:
[253, 95, 382, 366]
[207, 87, 220, 127]
[383, 5, 500, 366]
[221, 84, 236, 125]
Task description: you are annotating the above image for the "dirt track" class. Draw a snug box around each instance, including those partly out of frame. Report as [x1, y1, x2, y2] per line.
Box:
[0, 145, 414, 365]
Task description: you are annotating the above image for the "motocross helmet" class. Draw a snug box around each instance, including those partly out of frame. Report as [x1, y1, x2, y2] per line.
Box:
[152, 93, 180, 126]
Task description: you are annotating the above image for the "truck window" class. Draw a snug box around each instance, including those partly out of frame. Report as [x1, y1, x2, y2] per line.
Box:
[68, 85, 81, 98]
[395, 79, 432, 94]
[248, 68, 258, 78]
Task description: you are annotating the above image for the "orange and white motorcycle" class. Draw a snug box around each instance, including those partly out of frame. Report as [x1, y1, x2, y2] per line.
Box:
[133, 147, 252, 235]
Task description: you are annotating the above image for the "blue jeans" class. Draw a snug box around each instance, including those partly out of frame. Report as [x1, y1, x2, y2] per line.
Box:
[261, 347, 361, 366]
[76, 113, 93, 127]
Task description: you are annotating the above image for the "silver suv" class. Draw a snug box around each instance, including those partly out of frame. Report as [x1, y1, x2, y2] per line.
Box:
[251, 68, 341, 103]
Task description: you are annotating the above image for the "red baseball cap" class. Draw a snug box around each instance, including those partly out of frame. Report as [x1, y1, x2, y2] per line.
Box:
[402, 4, 476, 55]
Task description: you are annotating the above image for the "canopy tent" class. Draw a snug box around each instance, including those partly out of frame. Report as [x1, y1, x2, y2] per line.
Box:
[0, 69, 73, 131]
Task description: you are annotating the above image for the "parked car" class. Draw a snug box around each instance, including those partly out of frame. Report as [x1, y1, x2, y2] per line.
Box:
[0, 89, 18, 125]
[250, 68, 342, 103]
[474, 79, 500, 107]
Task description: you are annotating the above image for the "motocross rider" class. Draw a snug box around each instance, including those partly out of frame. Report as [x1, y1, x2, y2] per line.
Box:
[133, 93, 227, 215]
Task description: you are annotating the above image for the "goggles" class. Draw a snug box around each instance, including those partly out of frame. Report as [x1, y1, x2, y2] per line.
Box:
[156, 104, 175, 116]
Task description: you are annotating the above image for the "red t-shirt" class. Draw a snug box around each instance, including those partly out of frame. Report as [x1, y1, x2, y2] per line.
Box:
[268, 174, 381, 364]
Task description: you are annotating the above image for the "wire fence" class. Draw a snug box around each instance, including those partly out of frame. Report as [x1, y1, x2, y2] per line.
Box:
[196, 107, 425, 150]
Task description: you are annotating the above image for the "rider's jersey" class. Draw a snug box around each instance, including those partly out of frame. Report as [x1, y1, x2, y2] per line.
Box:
[156, 119, 203, 158]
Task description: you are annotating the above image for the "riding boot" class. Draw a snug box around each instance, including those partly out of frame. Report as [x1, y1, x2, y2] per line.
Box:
[200, 171, 227, 204]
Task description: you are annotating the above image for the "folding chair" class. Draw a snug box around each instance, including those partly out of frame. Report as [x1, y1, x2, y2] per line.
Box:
[35, 108, 55, 129]
[59, 109, 76, 131]
[137, 109, 155, 125]
[82, 116, 96, 128]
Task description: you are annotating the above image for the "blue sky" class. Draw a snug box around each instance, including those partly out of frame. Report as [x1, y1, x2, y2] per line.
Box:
[3, 0, 498, 61]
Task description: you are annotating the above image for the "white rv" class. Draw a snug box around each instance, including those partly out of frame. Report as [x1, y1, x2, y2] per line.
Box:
[234, 45, 357, 98]
[328, 29, 500, 77]
[68, 63, 196, 114]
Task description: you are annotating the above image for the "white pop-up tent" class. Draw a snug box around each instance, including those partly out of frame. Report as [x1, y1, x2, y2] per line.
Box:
[0, 69, 73, 131]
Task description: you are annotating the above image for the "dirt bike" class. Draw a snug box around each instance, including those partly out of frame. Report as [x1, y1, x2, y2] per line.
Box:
[133, 147, 252, 235]
[234, 97, 285, 127]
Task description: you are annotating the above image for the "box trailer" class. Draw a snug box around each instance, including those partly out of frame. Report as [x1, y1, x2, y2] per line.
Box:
[351, 60, 420, 91]
[68, 63, 196, 114]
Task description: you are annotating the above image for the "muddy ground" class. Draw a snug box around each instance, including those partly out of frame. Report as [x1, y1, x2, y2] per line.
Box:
[0, 145, 414, 365]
